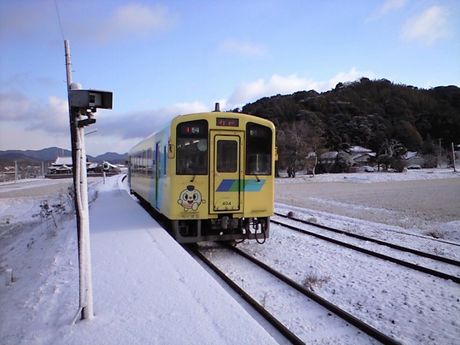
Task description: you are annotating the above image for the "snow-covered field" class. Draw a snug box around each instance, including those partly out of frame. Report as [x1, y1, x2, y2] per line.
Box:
[276, 169, 460, 242]
[276, 168, 459, 184]
[0, 169, 459, 344]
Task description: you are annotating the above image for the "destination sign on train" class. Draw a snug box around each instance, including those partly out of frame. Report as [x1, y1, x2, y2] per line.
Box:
[216, 118, 239, 127]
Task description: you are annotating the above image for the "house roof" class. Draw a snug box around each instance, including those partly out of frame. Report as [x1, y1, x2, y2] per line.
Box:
[53, 156, 91, 166]
[54, 156, 73, 165]
[352, 153, 376, 160]
[103, 161, 118, 169]
[320, 151, 338, 159]
[403, 151, 418, 160]
[350, 146, 373, 154]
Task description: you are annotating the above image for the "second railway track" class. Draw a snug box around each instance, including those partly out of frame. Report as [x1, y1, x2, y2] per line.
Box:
[274, 211, 460, 266]
[271, 213, 460, 284]
[191, 244, 401, 345]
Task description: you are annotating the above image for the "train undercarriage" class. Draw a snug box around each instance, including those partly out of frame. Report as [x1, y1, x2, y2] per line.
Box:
[171, 216, 270, 244]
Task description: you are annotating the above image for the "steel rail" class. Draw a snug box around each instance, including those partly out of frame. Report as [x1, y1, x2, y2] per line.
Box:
[228, 246, 402, 345]
[274, 212, 460, 267]
[271, 218, 460, 284]
[274, 208, 460, 248]
[190, 247, 306, 345]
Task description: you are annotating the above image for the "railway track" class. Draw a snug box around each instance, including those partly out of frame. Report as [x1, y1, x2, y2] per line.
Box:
[274, 212, 460, 265]
[273, 208, 460, 248]
[272, 213, 460, 284]
[190, 244, 401, 345]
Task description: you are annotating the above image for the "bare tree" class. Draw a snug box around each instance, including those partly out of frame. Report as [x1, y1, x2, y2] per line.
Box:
[277, 120, 323, 177]
[377, 139, 407, 172]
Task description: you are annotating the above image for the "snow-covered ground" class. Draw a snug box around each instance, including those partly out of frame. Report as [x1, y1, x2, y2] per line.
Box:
[0, 176, 277, 345]
[1, 169, 459, 344]
[233, 219, 459, 344]
[275, 169, 460, 242]
[276, 168, 459, 184]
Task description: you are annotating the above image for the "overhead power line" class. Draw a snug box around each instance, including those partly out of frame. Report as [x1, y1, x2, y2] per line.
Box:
[54, 0, 66, 40]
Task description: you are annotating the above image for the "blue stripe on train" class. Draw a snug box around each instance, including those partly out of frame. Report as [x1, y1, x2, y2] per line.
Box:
[216, 179, 265, 192]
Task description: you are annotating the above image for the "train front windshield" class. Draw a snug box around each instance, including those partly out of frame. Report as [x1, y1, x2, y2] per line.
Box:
[246, 122, 272, 175]
[176, 120, 208, 175]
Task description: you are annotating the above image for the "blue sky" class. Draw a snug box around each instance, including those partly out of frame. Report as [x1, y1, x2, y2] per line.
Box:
[1, 0, 459, 155]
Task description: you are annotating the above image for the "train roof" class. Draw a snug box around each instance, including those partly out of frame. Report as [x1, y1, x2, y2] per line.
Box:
[172, 111, 273, 124]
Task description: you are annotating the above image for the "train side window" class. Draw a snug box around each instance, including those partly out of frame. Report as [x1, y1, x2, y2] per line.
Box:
[217, 140, 237, 172]
[143, 150, 148, 175]
[246, 123, 272, 175]
[147, 148, 153, 176]
[176, 120, 208, 175]
[163, 146, 167, 175]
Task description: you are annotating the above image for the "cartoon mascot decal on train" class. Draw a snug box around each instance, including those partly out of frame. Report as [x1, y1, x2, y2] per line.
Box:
[178, 185, 205, 212]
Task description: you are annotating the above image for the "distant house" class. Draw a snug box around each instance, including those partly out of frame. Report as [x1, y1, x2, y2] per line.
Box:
[318, 146, 377, 173]
[102, 161, 121, 174]
[46, 157, 120, 178]
[319, 151, 338, 164]
[350, 146, 376, 166]
[402, 151, 424, 167]
[318, 151, 338, 173]
[47, 156, 91, 176]
[91, 161, 121, 175]
[349, 146, 372, 153]
[47, 156, 73, 175]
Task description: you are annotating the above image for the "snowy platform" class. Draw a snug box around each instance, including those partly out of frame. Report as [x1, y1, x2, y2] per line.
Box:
[0, 176, 277, 345]
[74, 177, 277, 344]
[69, 177, 278, 344]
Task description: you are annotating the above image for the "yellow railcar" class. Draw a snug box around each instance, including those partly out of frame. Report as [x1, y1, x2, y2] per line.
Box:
[129, 111, 275, 243]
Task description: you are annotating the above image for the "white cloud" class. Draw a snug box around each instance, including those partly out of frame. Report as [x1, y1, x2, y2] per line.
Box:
[0, 122, 70, 152]
[97, 101, 209, 140]
[95, 4, 175, 42]
[328, 67, 374, 88]
[0, 93, 71, 151]
[380, 0, 408, 15]
[227, 68, 374, 107]
[163, 101, 209, 116]
[401, 5, 451, 45]
[367, 0, 408, 21]
[0, 93, 210, 154]
[0, 93, 209, 145]
[219, 39, 266, 57]
[84, 101, 210, 154]
[0, 92, 31, 120]
[0, 92, 68, 133]
[85, 135, 142, 155]
[34, 96, 69, 132]
[228, 74, 318, 106]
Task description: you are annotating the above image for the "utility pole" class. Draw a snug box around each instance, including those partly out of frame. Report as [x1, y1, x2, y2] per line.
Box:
[64, 40, 112, 321]
[452, 142, 457, 173]
[14, 161, 18, 183]
[437, 138, 442, 168]
[64, 40, 93, 320]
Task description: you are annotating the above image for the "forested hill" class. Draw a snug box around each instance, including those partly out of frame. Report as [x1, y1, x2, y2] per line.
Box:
[240, 78, 460, 155]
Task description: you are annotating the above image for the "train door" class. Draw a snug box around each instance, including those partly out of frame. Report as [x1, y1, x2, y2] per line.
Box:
[210, 132, 243, 213]
[155, 142, 160, 208]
